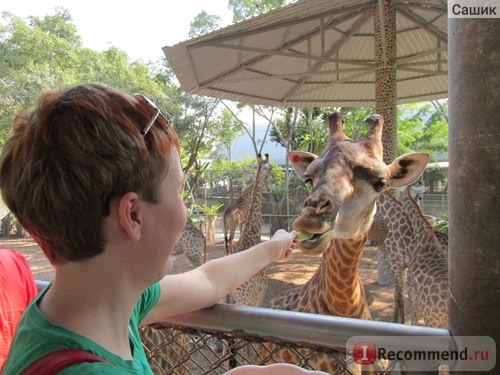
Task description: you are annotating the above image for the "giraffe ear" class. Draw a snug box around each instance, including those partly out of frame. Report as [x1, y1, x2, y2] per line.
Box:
[387, 152, 430, 188]
[288, 151, 317, 180]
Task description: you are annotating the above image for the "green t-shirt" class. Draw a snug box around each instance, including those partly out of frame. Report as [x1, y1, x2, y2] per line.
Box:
[1, 282, 161, 374]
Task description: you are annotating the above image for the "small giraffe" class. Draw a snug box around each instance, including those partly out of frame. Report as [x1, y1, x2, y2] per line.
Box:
[172, 218, 206, 267]
[223, 155, 273, 255]
[228, 154, 273, 307]
[400, 186, 448, 328]
[376, 191, 414, 324]
[265, 113, 428, 372]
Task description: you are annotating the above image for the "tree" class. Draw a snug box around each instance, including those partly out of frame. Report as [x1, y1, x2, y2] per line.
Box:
[0, 9, 167, 146]
[397, 102, 448, 161]
[228, 0, 292, 22]
[189, 11, 222, 38]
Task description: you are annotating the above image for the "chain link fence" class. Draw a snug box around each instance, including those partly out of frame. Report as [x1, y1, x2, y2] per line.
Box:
[140, 303, 451, 375]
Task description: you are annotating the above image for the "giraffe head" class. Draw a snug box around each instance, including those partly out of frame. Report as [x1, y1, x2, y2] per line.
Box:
[255, 153, 274, 187]
[289, 113, 429, 255]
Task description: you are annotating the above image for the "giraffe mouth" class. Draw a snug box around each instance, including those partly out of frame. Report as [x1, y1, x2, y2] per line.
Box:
[295, 230, 334, 254]
[298, 233, 323, 244]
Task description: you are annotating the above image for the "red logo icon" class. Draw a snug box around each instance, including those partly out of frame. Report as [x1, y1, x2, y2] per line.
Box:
[353, 342, 377, 364]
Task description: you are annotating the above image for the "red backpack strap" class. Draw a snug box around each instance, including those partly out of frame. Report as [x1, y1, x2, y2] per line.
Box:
[21, 349, 109, 375]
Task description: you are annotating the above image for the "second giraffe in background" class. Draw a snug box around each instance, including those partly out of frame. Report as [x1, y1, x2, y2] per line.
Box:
[227, 154, 273, 307]
[172, 218, 206, 267]
[222, 154, 273, 255]
[401, 186, 448, 328]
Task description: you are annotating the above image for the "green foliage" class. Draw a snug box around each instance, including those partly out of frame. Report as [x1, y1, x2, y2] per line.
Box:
[195, 203, 224, 215]
[397, 102, 448, 160]
[269, 106, 375, 153]
[228, 0, 292, 22]
[0, 8, 241, 173]
[435, 213, 449, 234]
[0, 9, 166, 147]
[269, 104, 447, 160]
[189, 11, 222, 38]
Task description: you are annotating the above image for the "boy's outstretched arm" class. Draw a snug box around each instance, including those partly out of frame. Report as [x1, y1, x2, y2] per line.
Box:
[142, 229, 296, 325]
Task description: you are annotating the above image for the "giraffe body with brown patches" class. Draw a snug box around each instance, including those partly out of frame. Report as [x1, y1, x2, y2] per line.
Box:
[172, 218, 206, 267]
[376, 191, 414, 323]
[400, 187, 448, 328]
[228, 154, 273, 307]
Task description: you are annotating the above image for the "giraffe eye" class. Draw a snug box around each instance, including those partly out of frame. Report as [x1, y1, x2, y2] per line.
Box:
[373, 179, 387, 192]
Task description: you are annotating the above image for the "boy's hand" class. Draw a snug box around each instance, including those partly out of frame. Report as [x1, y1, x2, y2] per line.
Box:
[270, 229, 297, 260]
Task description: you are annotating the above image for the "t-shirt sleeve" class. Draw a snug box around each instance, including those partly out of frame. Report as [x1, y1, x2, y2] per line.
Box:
[133, 283, 161, 325]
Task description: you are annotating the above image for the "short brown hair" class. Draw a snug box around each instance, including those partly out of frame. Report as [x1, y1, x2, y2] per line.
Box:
[0, 84, 180, 263]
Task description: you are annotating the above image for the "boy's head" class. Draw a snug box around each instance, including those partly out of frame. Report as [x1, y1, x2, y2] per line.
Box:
[0, 84, 180, 264]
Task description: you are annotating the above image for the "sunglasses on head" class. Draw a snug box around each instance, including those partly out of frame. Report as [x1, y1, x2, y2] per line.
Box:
[134, 94, 169, 136]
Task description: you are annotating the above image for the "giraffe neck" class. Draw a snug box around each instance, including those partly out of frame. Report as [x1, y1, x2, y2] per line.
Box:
[304, 235, 371, 319]
[376, 191, 414, 263]
[377, 192, 413, 237]
[235, 165, 268, 251]
[401, 189, 438, 249]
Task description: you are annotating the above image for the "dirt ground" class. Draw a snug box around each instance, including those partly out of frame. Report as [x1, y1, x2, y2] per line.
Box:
[0, 237, 395, 322]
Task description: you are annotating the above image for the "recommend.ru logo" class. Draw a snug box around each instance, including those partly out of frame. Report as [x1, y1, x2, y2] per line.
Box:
[346, 335, 496, 372]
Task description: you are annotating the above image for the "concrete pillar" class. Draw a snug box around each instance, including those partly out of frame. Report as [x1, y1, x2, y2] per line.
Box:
[448, 16, 500, 349]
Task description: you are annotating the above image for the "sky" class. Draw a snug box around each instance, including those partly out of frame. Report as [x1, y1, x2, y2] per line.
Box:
[1, 0, 233, 61]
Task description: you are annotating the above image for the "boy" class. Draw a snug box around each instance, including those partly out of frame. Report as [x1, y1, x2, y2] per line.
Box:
[0, 84, 296, 373]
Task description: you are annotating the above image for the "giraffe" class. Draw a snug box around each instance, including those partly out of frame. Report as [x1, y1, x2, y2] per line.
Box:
[400, 186, 448, 328]
[172, 218, 206, 267]
[263, 113, 428, 372]
[228, 153, 273, 307]
[376, 191, 414, 324]
[223, 155, 273, 255]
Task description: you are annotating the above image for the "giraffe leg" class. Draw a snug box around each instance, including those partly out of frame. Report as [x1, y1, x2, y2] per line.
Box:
[225, 221, 237, 255]
[407, 273, 420, 325]
[393, 268, 405, 324]
[393, 281, 403, 324]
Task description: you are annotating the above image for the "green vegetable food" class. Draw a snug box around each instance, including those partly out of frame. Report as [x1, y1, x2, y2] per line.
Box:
[295, 231, 314, 241]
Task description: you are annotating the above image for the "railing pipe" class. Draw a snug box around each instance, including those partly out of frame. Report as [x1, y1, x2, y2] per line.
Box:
[36, 280, 452, 355]
[162, 303, 450, 350]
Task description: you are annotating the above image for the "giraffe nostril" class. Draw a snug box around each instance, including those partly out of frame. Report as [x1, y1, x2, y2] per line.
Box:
[318, 198, 331, 212]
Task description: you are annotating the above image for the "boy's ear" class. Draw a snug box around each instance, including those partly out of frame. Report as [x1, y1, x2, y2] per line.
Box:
[117, 192, 142, 241]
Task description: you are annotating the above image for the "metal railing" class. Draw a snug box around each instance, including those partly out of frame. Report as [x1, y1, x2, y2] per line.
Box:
[35, 283, 451, 374]
[143, 303, 451, 374]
